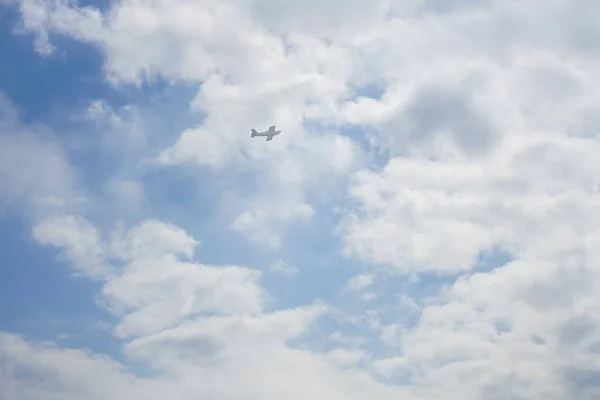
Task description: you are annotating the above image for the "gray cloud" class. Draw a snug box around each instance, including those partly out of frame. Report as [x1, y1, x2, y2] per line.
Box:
[382, 81, 500, 157]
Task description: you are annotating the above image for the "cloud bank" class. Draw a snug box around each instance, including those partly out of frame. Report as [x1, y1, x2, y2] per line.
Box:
[2, 0, 600, 399]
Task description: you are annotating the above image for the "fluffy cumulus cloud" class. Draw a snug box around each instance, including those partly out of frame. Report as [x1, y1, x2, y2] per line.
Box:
[2, 0, 600, 399]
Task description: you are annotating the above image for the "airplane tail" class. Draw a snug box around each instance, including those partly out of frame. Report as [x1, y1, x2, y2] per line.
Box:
[251, 129, 257, 137]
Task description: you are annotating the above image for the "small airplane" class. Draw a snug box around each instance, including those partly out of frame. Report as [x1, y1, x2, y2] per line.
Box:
[251, 126, 281, 141]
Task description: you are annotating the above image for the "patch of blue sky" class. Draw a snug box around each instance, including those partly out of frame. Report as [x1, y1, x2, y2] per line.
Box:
[285, 244, 514, 354]
[290, 310, 374, 351]
[302, 78, 390, 171]
[1, 8, 207, 215]
[0, 6, 119, 124]
[350, 81, 386, 100]
[473, 246, 513, 273]
[260, 204, 363, 308]
[0, 9, 108, 342]
[288, 296, 412, 364]
[75, 0, 112, 13]
[341, 123, 391, 170]
[394, 247, 514, 305]
[0, 5, 176, 190]
[75, 108, 205, 229]
[0, 2, 206, 366]
[141, 168, 272, 270]
[0, 214, 120, 355]
[303, 118, 390, 172]
[261, 250, 362, 312]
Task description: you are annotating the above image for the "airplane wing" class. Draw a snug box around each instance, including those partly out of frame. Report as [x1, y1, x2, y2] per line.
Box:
[269, 126, 276, 131]
[266, 136, 273, 141]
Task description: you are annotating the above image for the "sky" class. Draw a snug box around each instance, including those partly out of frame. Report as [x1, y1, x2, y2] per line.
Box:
[1, 0, 600, 399]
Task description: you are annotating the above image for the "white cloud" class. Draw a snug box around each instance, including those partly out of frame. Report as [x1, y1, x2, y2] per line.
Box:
[33, 215, 108, 279]
[104, 256, 266, 338]
[339, 131, 600, 273]
[108, 219, 198, 262]
[345, 274, 375, 291]
[0, 328, 408, 400]
[325, 347, 367, 368]
[269, 258, 298, 277]
[0, 92, 79, 218]
[343, 273, 376, 302]
[6, 214, 413, 400]
[85, 99, 146, 149]
[31, 215, 266, 338]
[230, 198, 314, 248]
[103, 178, 145, 211]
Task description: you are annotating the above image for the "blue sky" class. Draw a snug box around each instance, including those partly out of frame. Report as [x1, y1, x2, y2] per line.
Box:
[0, 0, 376, 355]
[2, 0, 600, 399]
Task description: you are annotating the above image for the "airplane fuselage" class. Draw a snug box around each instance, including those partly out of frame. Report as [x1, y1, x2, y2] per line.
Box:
[251, 126, 281, 141]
